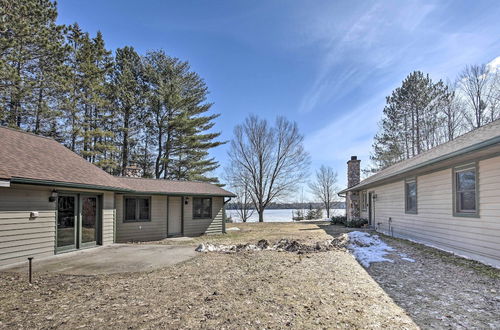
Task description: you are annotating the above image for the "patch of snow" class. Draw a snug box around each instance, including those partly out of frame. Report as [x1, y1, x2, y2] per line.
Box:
[401, 257, 415, 262]
[226, 227, 240, 231]
[347, 231, 395, 267]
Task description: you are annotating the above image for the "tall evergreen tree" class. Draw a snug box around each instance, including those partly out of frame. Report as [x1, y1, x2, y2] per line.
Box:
[371, 71, 449, 170]
[143, 50, 224, 182]
[0, 0, 64, 129]
[111, 46, 146, 175]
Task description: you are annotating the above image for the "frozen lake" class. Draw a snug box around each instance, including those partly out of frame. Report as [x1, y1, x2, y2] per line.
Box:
[227, 208, 345, 223]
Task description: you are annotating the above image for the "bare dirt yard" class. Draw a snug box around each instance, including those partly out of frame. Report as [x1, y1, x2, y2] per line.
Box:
[0, 222, 416, 329]
[1, 222, 498, 329]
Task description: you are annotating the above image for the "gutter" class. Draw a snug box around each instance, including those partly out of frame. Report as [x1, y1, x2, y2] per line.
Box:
[10, 177, 131, 192]
[11, 178, 237, 197]
[339, 135, 500, 194]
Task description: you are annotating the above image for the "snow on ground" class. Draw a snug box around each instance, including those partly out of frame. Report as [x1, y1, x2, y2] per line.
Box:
[347, 231, 398, 267]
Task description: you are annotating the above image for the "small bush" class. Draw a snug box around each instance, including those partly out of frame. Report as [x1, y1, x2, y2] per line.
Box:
[330, 216, 368, 228]
[346, 218, 368, 228]
[331, 216, 347, 226]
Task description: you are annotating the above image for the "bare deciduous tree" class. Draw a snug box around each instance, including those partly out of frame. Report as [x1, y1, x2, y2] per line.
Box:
[458, 64, 500, 129]
[227, 115, 310, 222]
[308, 165, 338, 218]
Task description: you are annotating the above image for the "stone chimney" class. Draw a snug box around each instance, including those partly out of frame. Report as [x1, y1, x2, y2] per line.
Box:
[346, 156, 361, 221]
[123, 163, 143, 178]
[347, 156, 361, 188]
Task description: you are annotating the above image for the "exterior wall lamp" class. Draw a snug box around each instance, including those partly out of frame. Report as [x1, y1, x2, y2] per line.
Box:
[184, 197, 189, 205]
[49, 190, 57, 202]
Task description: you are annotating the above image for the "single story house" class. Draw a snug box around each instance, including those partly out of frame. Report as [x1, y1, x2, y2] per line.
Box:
[339, 119, 500, 268]
[0, 127, 235, 266]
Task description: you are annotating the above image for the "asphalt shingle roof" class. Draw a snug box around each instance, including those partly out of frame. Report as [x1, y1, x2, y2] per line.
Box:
[0, 126, 235, 196]
[0, 127, 125, 190]
[117, 177, 235, 197]
[341, 118, 500, 193]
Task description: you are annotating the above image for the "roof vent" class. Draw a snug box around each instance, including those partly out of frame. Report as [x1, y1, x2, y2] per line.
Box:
[351, 156, 357, 160]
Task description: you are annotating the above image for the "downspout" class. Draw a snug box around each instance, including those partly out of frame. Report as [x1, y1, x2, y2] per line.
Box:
[223, 197, 232, 234]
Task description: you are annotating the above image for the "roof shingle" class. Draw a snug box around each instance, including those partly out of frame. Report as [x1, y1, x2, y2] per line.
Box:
[342, 118, 500, 193]
[0, 127, 235, 196]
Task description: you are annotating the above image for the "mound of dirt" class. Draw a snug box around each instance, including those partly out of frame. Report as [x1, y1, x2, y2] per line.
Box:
[195, 234, 349, 254]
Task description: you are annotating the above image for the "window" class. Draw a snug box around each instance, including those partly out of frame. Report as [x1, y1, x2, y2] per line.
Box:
[124, 197, 150, 222]
[454, 165, 478, 216]
[360, 191, 367, 211]
[193, 197, 212, 219]
[405, 179, 417, 214]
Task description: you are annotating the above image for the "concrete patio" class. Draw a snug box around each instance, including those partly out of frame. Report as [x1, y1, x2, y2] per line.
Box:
[1, 244, 197, 275]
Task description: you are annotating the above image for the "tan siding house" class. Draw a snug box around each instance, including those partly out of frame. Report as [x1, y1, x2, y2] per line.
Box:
[0, 127, 234, 267]
[340, 120, 500, 268]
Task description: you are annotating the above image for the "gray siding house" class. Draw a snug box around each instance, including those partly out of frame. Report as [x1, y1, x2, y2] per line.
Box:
[340, 119, 500, 268]
[0, 127, 234, 267]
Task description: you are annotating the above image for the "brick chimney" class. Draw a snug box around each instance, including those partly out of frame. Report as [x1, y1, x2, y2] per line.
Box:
[347, 156, 361, 188]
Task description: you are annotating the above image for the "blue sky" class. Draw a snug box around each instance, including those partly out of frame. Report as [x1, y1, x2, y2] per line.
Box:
[56, 0, 500, 194]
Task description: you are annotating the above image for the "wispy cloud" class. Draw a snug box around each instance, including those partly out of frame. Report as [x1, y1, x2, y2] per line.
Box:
[297, 1, 436, 114]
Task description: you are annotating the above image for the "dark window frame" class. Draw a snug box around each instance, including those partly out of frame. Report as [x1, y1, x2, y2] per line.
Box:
[193, 197, 212, 219]
[453, 164, 479, 218]
[123, 196, 151, 222]
[405, 178, 417, 214]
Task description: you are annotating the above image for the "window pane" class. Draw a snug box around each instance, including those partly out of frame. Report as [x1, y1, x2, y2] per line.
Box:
[406, 181, 416, 212]
[202, 198, 211, 218]
[193, 198, 202, 218]
[125, 198, 136, 220]
[139, 198, 149, 220]
[457, 170, 475, 191]
[459, 191, 476, 211]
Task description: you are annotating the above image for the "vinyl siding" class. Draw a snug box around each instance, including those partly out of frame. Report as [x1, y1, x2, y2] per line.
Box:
[183, 197, 224, 236]
[0, 185, 55, 266]
[115, 195, 167, 242]
[0, 185, 116, 267]
[370, 156, 500, 267]
[102, 192, 115, 245]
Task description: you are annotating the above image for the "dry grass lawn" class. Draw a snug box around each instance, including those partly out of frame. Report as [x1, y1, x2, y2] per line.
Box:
[0, 222, 417, 329]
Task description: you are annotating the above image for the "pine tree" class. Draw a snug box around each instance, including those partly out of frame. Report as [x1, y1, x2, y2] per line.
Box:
[0, 0, 64, 129]
[62, 26, 116, 171]
[371, 71, 450, 170]
[143, 50, 224, 182]
[111, 46, 146, 175]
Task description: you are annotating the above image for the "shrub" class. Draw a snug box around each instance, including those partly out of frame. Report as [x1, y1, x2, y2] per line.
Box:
[331, 216, 347, 226]
[346, 218, 368, 228]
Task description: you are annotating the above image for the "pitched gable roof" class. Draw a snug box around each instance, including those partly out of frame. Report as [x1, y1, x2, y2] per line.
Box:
[116, 177, 236, 197]
[0, 127, 126, 190]
[341, 118, 500, 193]
[0, 126, 235, 196]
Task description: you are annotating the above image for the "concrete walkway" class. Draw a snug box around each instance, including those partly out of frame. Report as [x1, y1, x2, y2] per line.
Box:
[2, 244, 197, 275]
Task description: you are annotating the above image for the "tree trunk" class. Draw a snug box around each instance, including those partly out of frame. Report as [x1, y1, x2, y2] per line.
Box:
[155, 128, 163, 179]
[121, 109, 130, 175]
[258, 209, 264, 222]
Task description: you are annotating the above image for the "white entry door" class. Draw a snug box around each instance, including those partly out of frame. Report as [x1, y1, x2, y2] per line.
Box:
[168, 197, 182, 236]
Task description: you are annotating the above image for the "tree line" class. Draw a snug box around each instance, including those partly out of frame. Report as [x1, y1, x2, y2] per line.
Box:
[371, 63, 500, 171]
[0, 0, 223, 182]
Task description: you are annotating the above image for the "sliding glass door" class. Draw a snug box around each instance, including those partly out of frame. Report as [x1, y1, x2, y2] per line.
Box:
[57, 194, 100, 252]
